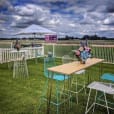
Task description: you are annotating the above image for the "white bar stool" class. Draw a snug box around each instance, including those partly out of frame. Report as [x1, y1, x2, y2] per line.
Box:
[70, 69, 86, 104]
[62, 55, 86, 104]
[85, 81, 114, 114]
[13, 55, 28, 78]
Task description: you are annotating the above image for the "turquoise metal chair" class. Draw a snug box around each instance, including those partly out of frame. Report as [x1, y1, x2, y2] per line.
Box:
[38, 57, 71, 114]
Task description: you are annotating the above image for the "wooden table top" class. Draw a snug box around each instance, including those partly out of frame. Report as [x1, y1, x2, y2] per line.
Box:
[48, 58, 104, 75]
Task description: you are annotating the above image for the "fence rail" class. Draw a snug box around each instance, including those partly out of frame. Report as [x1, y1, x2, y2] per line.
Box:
[91, 45, 114, 63]
[44, 44, 114, 63]
[0, 46, 44, 64]
[1, 43, 114, 64]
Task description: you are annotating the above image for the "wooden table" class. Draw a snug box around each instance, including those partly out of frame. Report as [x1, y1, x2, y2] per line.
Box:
[47, 58, 104, 114]
[48, 58, 104, 75]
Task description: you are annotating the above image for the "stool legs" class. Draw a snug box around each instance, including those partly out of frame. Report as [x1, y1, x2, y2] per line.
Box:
[85, 89, 98, 114]
[56, 80, 59, 114]
[85, 89, 110, 114]
[71, 73, 86, 104]
[13, 59, 28, 78]
[85, 88, 92, 114]
[75, 76, 78, 104]
[38, 75, 71, 114]
[92, 90, 98, 113]
[104, 92, 110, 114]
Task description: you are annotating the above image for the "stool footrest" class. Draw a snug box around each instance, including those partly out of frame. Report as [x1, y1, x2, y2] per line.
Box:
[40, 91, 71, 105]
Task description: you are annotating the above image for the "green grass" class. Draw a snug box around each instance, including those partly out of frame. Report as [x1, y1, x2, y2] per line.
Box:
[0, 58, 114, 114]
[0, 59, 45, 114]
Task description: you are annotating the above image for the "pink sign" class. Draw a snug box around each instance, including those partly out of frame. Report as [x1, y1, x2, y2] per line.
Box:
[45, 35, 57, 43]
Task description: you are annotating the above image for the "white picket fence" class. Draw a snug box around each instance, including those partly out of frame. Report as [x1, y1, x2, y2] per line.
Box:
[0, 46, 44, 64]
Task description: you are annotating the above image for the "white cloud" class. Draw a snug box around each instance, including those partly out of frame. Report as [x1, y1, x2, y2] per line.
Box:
[100, 25, 114, 31]
[0, 0, 114, 38]
[0, 0, 13, 11]
[12, 15, 22, 21]
[103, 15, 114, 25]
[15, 4, 36, 16]
[104, 18, 110, 24]
[69, 23, 76, 27]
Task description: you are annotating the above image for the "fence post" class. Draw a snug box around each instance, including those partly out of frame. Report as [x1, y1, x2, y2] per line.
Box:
[11, 42, 13, 49]
[0, 49, 2, 64]
[53, 43, 55, 57]
[42, 43, 44, 56]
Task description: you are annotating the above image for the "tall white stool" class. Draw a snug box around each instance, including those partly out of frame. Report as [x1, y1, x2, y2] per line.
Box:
[85, 81, 114, 114]
[70, 69, 86, 104]
[62, 55, 86, 104]
[13, 55, 28, 78]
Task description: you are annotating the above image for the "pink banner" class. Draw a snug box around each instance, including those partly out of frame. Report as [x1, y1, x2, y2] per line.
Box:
[45, 35, 57, 43]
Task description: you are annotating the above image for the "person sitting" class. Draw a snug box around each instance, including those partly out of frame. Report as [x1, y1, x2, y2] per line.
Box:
[14, 39, 21, 51]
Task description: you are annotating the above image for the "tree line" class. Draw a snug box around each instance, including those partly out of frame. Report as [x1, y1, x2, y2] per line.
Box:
[59, 34, 114, 40]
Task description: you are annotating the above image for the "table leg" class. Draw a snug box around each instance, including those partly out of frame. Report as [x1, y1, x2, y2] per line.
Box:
[47, 71, 54, 114]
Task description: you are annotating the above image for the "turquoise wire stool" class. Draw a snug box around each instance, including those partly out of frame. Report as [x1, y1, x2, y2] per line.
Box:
[38, 57, 71, 114]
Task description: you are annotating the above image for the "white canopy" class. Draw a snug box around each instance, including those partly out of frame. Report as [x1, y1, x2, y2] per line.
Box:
[17, 24, 56, 35]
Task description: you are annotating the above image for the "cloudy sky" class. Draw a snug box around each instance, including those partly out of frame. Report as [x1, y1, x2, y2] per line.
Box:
[0, 0, 114, 38]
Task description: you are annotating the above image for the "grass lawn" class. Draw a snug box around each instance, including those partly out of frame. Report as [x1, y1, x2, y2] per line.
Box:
[0, 58, 114, 114]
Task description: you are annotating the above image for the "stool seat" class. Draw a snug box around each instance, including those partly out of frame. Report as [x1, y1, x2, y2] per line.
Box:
[85, 81, 114, 114]
[101, 73, 114, 82]
[75, 69, 85, 74]
[88, 81, 114, 95]
[45, 73, 69, 81]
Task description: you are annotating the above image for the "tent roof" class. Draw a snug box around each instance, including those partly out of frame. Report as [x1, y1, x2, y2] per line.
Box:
[17, 24, 56, 35]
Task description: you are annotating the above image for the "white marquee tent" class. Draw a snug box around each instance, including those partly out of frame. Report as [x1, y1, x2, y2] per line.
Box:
[17, 24, 56, 38]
